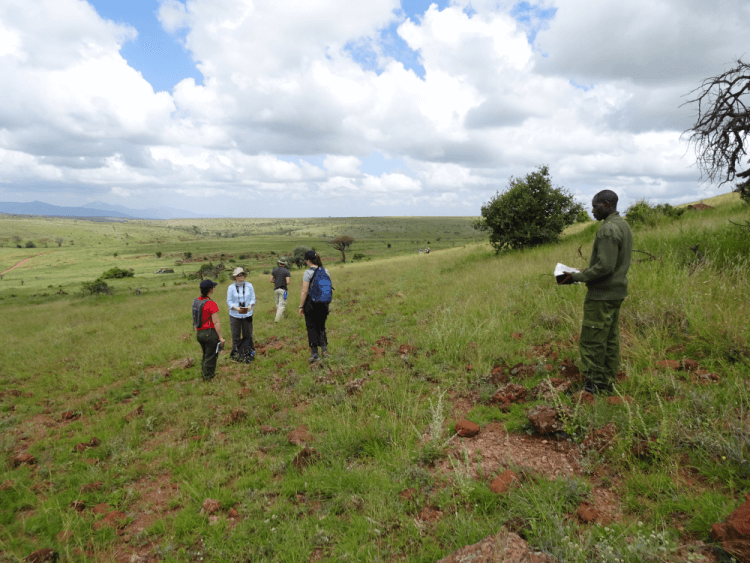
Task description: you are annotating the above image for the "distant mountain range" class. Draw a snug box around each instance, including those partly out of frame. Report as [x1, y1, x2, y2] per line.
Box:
[0, 200, 221, 219]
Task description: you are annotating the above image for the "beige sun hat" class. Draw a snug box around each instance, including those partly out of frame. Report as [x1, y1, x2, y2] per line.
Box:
[231, 267, 248, 278]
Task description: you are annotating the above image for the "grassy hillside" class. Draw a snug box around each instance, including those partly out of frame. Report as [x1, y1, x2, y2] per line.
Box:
[0, 216, 481, 302]
[1, 199, 749, 562]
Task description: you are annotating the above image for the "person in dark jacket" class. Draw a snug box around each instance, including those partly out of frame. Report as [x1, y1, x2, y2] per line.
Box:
[298, 250, 330, 362]
[559, 190, 632, 393]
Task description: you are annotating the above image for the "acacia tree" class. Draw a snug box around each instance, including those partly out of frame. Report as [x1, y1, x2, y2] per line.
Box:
[683, 59, 750, 203]
[329, 236, 355, 263]
[475, 166, 583, 252]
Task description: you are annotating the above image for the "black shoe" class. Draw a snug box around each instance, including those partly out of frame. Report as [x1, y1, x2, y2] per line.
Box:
[309, 351, 320, 363]
[583, 381, 598, 394]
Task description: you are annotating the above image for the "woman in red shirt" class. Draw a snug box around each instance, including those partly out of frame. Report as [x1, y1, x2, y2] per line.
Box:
[196, 279, 225, 380]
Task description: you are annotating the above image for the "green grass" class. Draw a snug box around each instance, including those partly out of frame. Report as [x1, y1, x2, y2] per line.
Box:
[1, 198, 749, 561]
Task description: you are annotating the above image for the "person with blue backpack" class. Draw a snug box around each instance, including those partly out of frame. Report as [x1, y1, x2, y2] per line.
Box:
[298, 250, 333, 362]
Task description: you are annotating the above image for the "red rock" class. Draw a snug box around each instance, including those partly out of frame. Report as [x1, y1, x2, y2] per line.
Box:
[238, 388, 252, 398]
[228, 507, 239, 518]
[292, 447, 319, 470]
[371, 346, 386, 358]
[171, 358, 195, 370]
[577, 501, 610, 525]
[61, 411, 79, 421]
[56, 530, 73, 542]
[656, 360, 680, 370]
[605, 396, 633, 405]
[489, 383, 527, 405]
[436, 529, 554, 563]
[73, 443, 89, 453]
[288, 424, 313, 446]
[94, 511, 127, 530]
[70, 500, 85, 512]
[92, 503, 109, 515]
[680, 359, 700, 371]
[559, 359, 581, 380]
[398, 488, 416, 501]
[489, 364, 508, 385]
[260, 425, 278, 434]
[124, 404, 143, 422]
[527, 404, 568, 435]
[455, 420, 480, 438]
[24, 548, 58, 563]
[88, 437, 101, 447]
[13, 453, 36, 467]
[711, 494, 750, 563]
[80, 481, 102, 493]
[227, 408, 248, 424]
[571, 390, 595, 405]
[418, 506, 444, 522]
[508, 362, 535, 378]
[490, 471, 518, 494]
[202, 498, 221, 514]
[511, 333, 522, 340]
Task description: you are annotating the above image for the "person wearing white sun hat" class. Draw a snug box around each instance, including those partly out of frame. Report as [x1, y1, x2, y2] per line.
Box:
[227, 267, 256, 363]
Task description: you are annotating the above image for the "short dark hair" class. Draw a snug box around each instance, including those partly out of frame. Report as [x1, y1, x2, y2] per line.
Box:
[594, 190, 618, 207]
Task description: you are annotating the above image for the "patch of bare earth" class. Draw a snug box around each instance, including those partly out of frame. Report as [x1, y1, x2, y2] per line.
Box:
[103, 474, 180, 563]
[438, 422, 580, 481]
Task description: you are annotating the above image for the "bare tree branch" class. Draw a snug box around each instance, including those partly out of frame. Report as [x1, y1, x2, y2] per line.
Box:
[682, 59, 750, 192]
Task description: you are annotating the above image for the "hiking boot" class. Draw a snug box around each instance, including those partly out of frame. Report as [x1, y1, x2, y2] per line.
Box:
[309, 347, 320, 362]
[321, 346, 328, 358]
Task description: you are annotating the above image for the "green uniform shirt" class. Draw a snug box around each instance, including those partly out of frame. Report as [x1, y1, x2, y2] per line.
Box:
[571, 211, 633, 300]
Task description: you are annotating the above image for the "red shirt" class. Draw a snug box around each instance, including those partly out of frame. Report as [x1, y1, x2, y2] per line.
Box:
[197, 297, 219, 330]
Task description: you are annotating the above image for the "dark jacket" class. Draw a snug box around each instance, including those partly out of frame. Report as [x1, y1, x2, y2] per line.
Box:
[571, 212, 632, 300]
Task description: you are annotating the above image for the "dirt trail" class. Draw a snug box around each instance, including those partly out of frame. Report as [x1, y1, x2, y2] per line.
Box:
[0, 254, 42, 275]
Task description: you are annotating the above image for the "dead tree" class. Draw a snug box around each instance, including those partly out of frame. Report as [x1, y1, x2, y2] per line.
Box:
[329, 236, 355, 263]
[682, 59, 750, 202]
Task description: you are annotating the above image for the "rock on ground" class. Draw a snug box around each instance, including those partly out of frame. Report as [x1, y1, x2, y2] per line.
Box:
[711, 494, 750, 563]
[527, 405, 568, 435]
[455, 420, 480, 438]
[436, 528, 554, 563]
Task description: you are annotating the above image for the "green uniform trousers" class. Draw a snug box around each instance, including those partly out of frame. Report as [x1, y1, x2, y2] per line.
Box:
[196, 328, 220, 380]
[580, 298, 624, 390]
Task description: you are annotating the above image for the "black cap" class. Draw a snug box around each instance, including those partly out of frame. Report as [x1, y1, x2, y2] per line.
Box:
[200, 279, 218, 290]
[304, 250, 316, 261]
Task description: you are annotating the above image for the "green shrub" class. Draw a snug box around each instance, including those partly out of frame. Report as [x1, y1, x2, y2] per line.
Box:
[625, 200, 685, 227]
[80, 278, 111, 295]
[352, 253, 366, 261]
[101, 267, 134, 279]
[156, 251, 162, 258]
[25, 241, 36, 248]
[475, 165, 583, 251]
[184, 251, 192, 259]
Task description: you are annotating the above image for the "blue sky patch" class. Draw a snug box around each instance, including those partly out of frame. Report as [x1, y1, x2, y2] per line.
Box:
[510, 1, 557, 44]
[88, 0, 203, 92]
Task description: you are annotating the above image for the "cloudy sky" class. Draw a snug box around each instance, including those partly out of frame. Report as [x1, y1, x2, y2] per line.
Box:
[0, 0, 747, 217]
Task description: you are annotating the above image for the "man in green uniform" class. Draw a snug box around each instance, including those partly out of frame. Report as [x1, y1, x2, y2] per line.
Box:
[559, 190, 632, 393]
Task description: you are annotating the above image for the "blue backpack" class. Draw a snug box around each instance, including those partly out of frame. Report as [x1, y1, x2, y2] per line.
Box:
[309, 267, 333, 303]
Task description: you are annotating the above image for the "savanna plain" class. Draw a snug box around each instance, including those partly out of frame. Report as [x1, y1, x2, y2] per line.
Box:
[1, 197, 749, 563]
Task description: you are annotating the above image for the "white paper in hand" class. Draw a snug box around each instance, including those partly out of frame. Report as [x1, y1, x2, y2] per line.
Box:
[554, 263, 580, 277]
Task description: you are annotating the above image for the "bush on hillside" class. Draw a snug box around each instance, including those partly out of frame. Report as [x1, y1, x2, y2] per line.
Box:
[291, 246, 313, 268]
[575, 209, 591, 223]
[80, 278, 111, 296]
[101, 267, 134, 279]
[475, 166, 583, 251]
[625, 200, 685, 227]
[25, 241, 36, 248]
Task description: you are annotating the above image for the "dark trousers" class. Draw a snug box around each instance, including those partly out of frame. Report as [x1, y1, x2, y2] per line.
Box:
[303, 301, 329, 350]
[196, 328, 220, 380]
[579, 298, 624, 389]
[229, 316, 254, 360]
